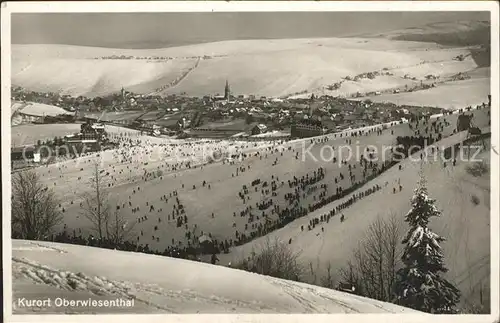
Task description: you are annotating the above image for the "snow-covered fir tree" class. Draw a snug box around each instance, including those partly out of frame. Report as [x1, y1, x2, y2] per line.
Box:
[395, 171, 460, 313]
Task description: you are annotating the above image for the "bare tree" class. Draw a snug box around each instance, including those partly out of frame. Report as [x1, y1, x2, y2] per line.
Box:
[11, 170, 62, 240]
[80, 164, 110, 240]
[106, 209, 136, 245]
[339, 257, 363, 295]
[236, 237, 304, 281]
[339, 213, 403, 302]
[309, 261, 318, 285]
[320, 262, 336, 289]
[383, 213, 402, 300]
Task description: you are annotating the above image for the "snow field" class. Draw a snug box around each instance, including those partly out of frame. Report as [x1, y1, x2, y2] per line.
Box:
[12, 38, 481, 99]
[11, 240, 420, 313]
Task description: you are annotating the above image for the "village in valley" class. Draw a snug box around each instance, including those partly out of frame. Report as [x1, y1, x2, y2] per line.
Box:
[11, 78, 446, 153]
[8, 9, 495, 316]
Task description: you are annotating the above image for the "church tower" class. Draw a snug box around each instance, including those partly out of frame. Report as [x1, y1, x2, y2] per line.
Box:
[224, 80, 231, 100]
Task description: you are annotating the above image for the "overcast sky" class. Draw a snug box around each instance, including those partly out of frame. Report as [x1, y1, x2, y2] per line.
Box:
[12, 12, 489, 48]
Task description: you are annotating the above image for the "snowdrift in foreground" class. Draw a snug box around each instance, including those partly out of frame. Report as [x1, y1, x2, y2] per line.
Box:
[11, 240, 419, 314]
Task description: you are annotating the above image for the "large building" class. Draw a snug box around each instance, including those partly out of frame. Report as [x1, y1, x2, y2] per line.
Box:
[12, 111, 43, 125]
[291, 120, 327, 138]
[63, 121, 106, 144]
[63, 122, 106, 154]
[11, 101, 73, 126]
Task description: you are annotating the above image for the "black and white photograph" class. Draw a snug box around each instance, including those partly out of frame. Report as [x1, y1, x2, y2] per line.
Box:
[1, 1, 499, 320]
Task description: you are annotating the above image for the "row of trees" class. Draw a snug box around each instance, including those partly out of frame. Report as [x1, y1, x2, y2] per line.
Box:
[11, 164, 135, 245]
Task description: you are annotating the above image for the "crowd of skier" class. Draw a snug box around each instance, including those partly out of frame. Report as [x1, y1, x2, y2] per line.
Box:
[32, 103, 491, 266]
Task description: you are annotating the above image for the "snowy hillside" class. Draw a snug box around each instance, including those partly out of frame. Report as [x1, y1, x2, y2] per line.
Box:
[11, 240, 420, 314]
[221, 136, 492, 308]
[11, 36, 480, 99]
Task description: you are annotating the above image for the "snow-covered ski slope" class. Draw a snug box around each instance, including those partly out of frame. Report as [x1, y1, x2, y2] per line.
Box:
[11, 240, 419, 314]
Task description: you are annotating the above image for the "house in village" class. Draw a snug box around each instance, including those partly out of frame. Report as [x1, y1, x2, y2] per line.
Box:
[343, 113, 359, 125]
[251, 124, 268, 135]
[11, 101, 74, 125]
[11, 103, 43, 125]
[11, 146, 36, 161]
[135, 110, 167, 126]
[155, 115, 185, 132]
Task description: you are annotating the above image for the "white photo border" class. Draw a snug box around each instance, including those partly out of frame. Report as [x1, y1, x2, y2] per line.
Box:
[1, 1, 499, 323]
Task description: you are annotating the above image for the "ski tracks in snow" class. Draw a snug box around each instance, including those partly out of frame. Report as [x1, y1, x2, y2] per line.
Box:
[13, 256, 176, 313]
[267, 278, 360, 313]
[12, 256, 275, 313]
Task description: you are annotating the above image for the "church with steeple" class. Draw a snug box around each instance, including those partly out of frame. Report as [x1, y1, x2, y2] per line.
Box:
[224, 80, 231, 100]
[212, 80, 232, 102]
